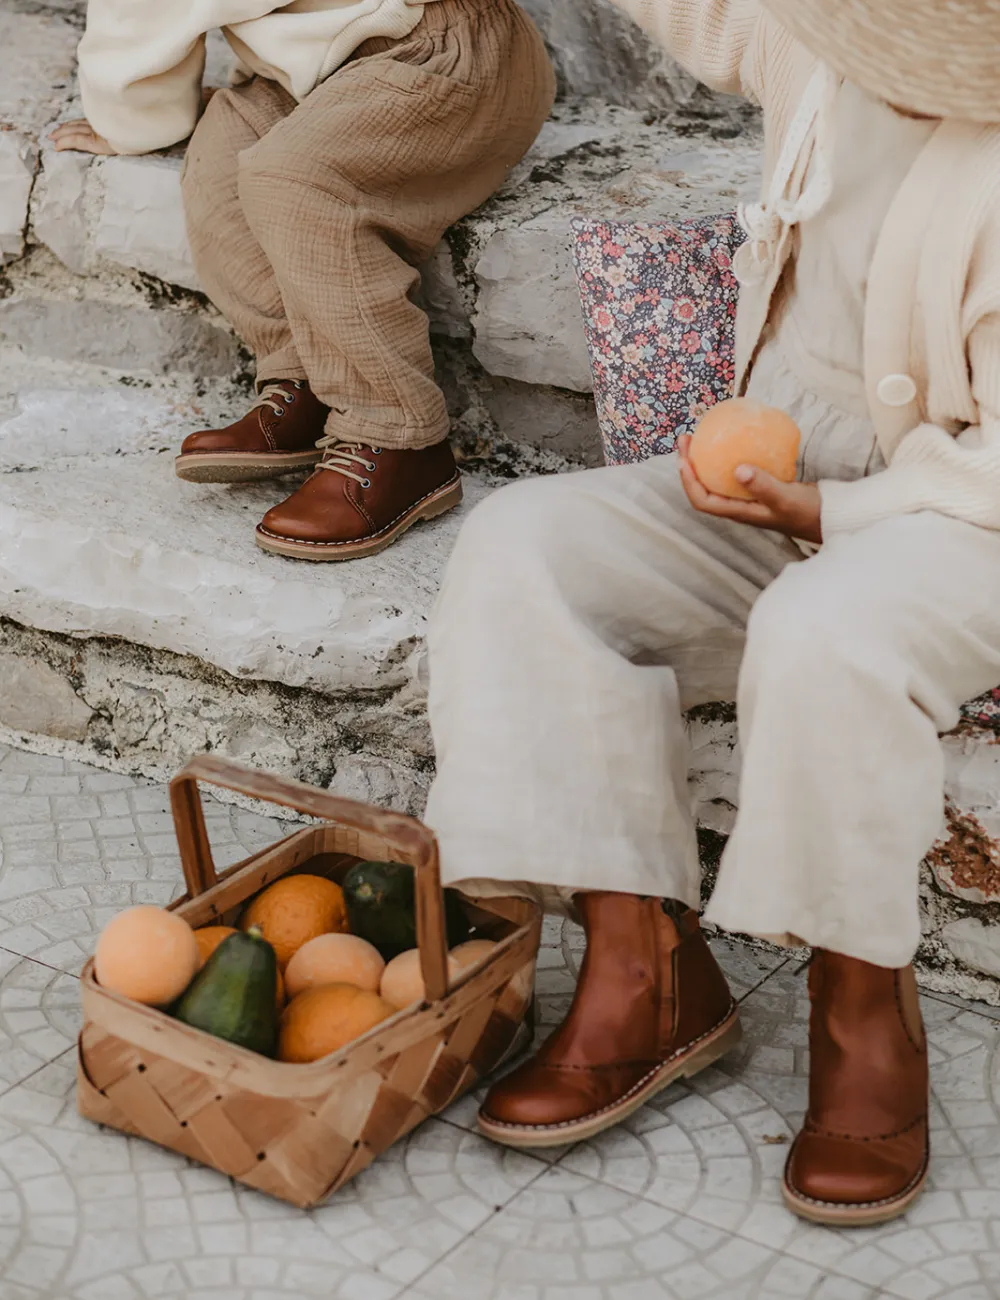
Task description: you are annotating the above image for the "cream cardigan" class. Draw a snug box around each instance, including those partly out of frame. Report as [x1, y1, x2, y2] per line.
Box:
[78, 0, 435, 155]
[612, 0, 1000, 536]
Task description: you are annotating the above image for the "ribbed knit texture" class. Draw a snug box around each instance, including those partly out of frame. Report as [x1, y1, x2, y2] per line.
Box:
[610, 0, 1000, 536]
[79, 0, 437, 153]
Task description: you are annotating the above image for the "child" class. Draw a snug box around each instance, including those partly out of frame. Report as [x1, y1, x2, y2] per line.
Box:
[423, 0, 1000, 1225]
[53, 0, 554, 561]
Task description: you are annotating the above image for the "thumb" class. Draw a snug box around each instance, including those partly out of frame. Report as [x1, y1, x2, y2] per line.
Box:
[734, 465, 788, 507]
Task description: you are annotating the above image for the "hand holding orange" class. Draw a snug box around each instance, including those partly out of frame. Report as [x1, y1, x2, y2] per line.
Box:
[688, 398, 801, 500]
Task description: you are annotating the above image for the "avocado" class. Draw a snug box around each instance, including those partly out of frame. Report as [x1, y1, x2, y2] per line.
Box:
[173, 926, 279, 1057]
[342, 860, 471, 960]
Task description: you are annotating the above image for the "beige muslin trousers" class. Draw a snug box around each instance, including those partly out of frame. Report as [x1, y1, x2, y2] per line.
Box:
[181, 0, 554, 448]
[425, 343, 1000, 968]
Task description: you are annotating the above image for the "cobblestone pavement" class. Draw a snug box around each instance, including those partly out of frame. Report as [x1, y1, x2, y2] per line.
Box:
[1, 742, 1000, 1299]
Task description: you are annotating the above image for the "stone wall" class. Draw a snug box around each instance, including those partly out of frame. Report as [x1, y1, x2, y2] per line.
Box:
[522, 0, 748, 120]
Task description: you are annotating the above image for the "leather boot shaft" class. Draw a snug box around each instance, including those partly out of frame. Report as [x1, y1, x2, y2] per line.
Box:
[806, 951, 927, 1137]
[479, 892, 739, 1144]
[784, 949, 929, 1224]
[542, 894, 733, 1069]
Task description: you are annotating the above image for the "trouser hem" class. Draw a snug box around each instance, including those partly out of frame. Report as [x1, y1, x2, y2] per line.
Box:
[703, 900, 917, 969]
[255, 350, 307, 386]
[323, 406, 451, 450]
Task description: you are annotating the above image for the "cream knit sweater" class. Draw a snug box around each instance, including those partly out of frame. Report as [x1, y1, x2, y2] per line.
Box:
[78, 0, 435, 155]
[611, 0, 1000, 536]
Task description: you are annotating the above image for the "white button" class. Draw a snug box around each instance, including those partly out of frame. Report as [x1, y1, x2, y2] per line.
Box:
[877, 373, 918, 407]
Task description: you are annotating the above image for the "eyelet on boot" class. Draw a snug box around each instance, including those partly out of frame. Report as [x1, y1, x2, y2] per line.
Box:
[360, 478, 371, 488]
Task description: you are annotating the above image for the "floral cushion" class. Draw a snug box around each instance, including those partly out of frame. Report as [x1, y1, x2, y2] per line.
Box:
[572, 214, 746, 466]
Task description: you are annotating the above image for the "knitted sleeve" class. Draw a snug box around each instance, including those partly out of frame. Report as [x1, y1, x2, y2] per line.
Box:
[819, 312, 1000, 536]
[606, 0, 761, 98]
[78, 0, 208, 154]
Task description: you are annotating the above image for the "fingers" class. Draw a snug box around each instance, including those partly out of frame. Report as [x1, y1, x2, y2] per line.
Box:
[734, 466, 790, 509]
[678, 455, 776, 526]
[733, 469, 824, 542]
[49, 121, 89, 144]
[677, 449, 708, 509]
[48, 121, 114, 154]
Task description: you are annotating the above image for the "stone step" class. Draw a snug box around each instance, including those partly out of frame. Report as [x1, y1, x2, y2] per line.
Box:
[0, 371, 502, 811]
[0, 3, 762, 466]
[6, 5, 1000, 999]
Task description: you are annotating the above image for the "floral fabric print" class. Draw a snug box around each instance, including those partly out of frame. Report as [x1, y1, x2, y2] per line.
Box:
[572, 214, 746, 467]
[961, 689, 1000, 734]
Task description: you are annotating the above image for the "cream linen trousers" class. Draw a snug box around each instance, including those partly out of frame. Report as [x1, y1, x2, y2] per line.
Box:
[425, 342, 1000, 968]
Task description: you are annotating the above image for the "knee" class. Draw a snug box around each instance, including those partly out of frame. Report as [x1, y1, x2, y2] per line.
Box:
[743, 566, 884, 693]
[445, 475, 592, 591]
[236, 129, 308, 222]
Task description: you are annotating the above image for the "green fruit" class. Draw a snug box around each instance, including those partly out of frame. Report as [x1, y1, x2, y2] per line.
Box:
[173, 926, 278, 1057]
[342, 861, 471, 961]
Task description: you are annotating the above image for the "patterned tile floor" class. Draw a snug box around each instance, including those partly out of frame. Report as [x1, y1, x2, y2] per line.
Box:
[1, 742, 1000, 1299]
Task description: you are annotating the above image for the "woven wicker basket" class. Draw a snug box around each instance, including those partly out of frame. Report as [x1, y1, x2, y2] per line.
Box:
[77, 756, 541, 1208]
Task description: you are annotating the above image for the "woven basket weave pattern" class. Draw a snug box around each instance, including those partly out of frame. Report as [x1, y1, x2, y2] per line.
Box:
[77, 757, 540, 1208]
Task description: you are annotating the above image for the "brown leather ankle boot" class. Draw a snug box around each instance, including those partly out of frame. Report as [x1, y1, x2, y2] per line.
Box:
[478, 893, 740, 1149]
[255, 439, 462, 561]
[783, 950, 930, 1226]
[175, 380, 328, 482]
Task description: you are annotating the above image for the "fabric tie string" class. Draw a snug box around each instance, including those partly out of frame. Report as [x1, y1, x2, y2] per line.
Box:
[734, 62, 841, 286]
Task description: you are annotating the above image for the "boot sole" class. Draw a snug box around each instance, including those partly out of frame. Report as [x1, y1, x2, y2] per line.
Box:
[781, 1155, 929, 1228]
[174, 451, 323, 482]
[477, 1003, 743, 1149]
[254, 474, 463, 561]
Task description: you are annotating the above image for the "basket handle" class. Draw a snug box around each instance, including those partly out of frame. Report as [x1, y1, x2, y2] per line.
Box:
[168, 755, 451, 1001]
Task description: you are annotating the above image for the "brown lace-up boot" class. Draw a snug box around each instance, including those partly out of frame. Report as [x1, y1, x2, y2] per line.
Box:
[175, 380, 328, 482]
[255, 438, 462, 561]
[783, 950, 930, 1226]
[478, 893, 741, 1149]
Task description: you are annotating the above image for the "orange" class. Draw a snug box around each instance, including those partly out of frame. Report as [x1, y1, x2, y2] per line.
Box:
[195, 924, 285, 1007]
[689, 398, 801, 500]
[95, 906, 200, 1007]
[450, 939, 497, 974]
[284, 933, 385, 1000]
[380, 948, 461, 1011]
[278, 984, 394, 1063]
[241, 874, 348, 969]
[194, 925, 237, 967]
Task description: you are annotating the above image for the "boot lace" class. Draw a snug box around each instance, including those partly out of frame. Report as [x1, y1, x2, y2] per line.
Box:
[250, 380, 304, 417]
[315, 436, 381, 488]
